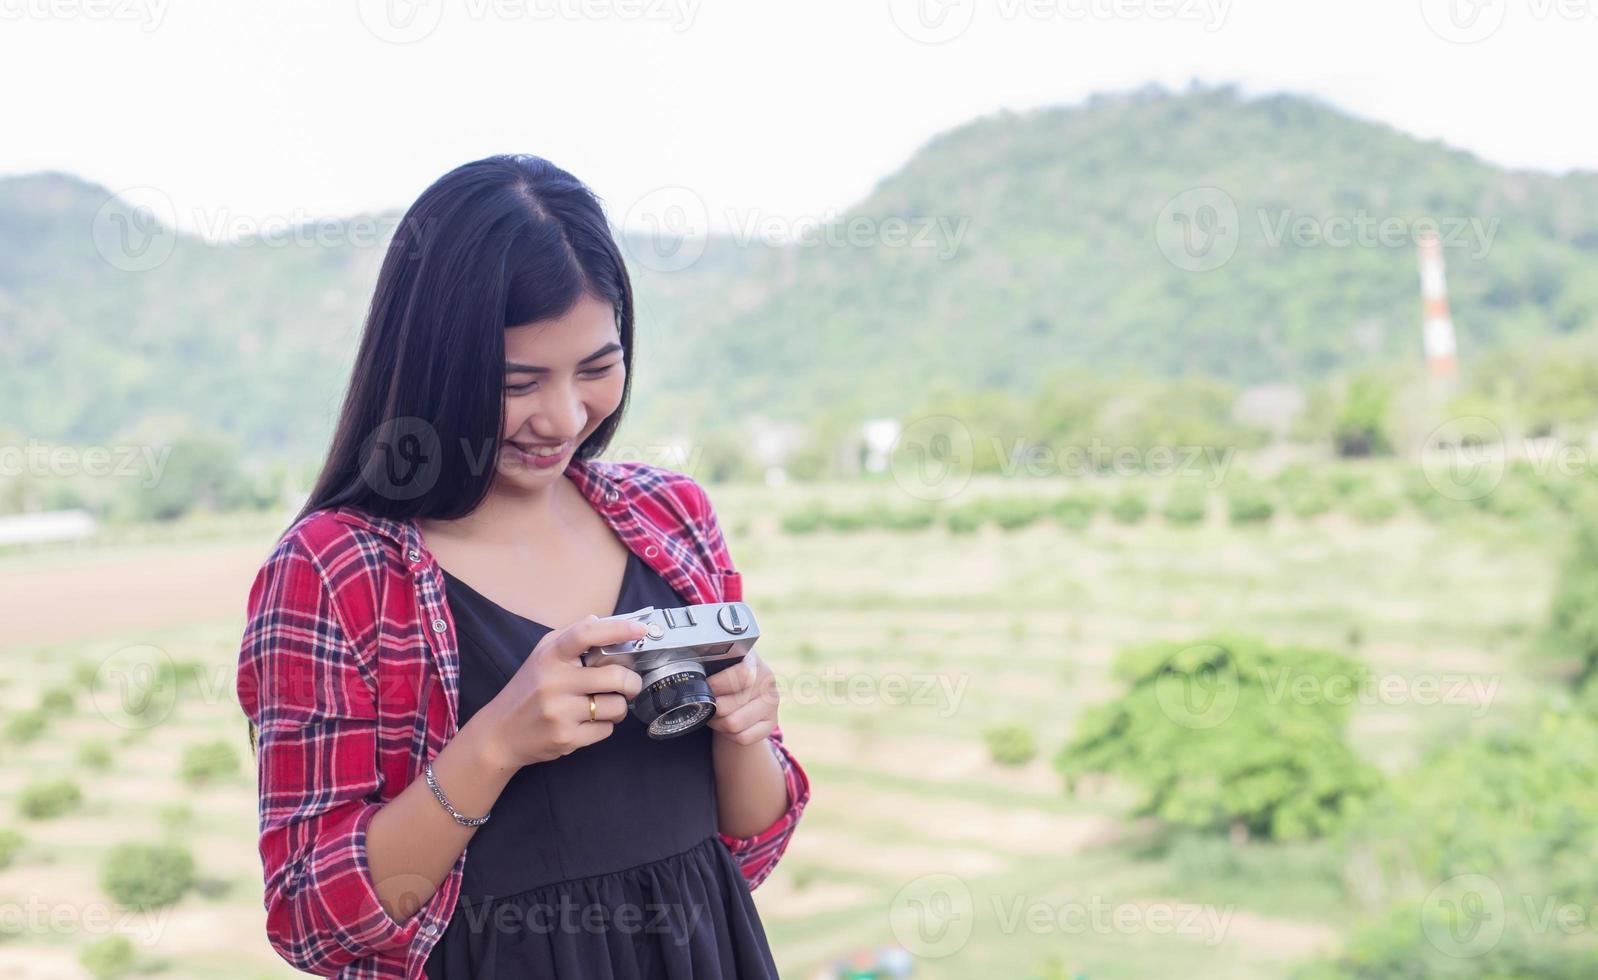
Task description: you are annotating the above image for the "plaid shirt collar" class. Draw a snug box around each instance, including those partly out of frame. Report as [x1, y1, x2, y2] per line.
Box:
[328, 453, 629, 557]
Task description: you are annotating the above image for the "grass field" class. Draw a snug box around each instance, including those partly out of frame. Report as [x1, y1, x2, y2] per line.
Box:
[0, 473, 1565, 978]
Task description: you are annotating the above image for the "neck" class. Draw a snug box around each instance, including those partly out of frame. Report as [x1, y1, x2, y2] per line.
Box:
[427, 473, 581, 546]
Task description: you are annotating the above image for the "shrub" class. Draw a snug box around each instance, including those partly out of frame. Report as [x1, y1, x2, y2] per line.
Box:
[101, 842, 196, 908]
[1346, 488, 1399, 524]
[1283, 482, 1333, 519]
[0, 828, 23, 868]
[158, 804, 195, 832]
[39, 686, 76, 714]
[944, 505, 984, 535]
[1051, 491, 1098, 530]
[78, 740, 114, 771]
[1057, 635, 1380, 841]
[990, 496, 1046, 531]
[1107, 488, 1148, 525]
[982, 724, 1038, 767]
[820, 508, 871, 533]
[1160, 484, 1208, 526]
[179, 740, 240, 786]
[779, 503, 827, 534]
[1545, 511, 1598, 688]
[80, 935, 137, 980]
[874, 503, 937, 531]
[18, 779, 83, 820]
[5, 708, 48, 745]
[1226, 482, 1275, 525]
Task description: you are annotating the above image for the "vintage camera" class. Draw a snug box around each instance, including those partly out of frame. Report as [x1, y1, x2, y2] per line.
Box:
[582, 601, 760, 739]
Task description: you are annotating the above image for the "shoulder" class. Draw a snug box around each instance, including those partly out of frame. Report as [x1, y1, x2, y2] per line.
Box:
[589, 458, 713, 523]
[253, 506, 411, 610]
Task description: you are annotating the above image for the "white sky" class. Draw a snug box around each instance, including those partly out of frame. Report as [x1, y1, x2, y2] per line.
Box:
[1, 0, 1593, 240]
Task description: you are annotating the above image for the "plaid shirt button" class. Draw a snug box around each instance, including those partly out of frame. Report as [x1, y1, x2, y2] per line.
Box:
[431, 619, 447, 633]
[407, 549, 421, 562]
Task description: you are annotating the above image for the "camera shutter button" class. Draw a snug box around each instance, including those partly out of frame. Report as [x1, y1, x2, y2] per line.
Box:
[645, 623, 664, 639]
[717, 605, 748, 634]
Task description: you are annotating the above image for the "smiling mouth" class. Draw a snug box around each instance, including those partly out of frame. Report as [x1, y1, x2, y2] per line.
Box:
[507, 439, 570, 458]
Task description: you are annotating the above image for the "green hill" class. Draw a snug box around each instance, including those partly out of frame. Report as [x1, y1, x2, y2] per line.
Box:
[5, 84, 1598, 458]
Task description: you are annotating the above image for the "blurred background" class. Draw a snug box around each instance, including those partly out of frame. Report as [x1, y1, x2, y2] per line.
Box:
[4, 1, 1598, 977]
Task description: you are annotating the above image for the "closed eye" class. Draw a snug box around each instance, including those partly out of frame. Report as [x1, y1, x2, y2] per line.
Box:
[505, 362, 618, 394]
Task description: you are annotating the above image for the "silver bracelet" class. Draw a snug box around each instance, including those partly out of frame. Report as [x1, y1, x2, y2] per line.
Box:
[424, 760, 491, 827]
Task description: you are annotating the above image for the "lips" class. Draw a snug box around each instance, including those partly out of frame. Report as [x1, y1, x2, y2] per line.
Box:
[510, 440, 568, 456]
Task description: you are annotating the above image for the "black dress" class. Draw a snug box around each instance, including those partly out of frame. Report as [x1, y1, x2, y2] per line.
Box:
[422, 549, 781, 980]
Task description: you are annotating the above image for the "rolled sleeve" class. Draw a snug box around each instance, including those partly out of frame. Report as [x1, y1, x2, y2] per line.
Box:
[717, 722, 812, 890]
[239, 537, 418, 974]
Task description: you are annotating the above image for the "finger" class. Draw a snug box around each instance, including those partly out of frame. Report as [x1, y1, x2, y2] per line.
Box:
[709, 713, 776, 746]
[707, 651, 764, 696]
[581, 692, 629, 725]
[569, 719, 617, 749]
[570, 663, 644, 699]
[709, 695, 775, 736]
[545, 614, 651, 663]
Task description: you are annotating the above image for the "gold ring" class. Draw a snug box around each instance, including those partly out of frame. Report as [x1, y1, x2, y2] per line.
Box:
[589, 694, 597, 722]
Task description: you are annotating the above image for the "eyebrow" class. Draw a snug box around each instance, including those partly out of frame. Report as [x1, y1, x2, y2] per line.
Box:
[505, 342, 623, 374]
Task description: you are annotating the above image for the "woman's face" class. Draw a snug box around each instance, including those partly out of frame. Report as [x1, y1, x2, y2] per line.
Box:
[494, 292, 627, 493]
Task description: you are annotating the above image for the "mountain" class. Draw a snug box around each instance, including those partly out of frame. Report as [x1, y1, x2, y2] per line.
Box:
[5, 84, 1598, 457]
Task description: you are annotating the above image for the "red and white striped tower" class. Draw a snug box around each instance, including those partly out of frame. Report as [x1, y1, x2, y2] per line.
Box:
[1417, 231, 1459, 380]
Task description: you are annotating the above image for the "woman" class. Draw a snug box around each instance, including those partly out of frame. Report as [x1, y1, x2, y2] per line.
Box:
[236, 154, 809, 980]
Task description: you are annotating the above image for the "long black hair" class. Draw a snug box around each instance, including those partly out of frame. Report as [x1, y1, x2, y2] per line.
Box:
[299, 153, 635, 523]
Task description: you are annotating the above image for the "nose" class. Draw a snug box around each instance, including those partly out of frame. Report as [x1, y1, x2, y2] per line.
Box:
[532, 381, 586, 440]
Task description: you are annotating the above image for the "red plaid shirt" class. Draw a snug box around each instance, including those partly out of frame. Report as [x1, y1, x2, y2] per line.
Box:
[236, 456, 809, 978]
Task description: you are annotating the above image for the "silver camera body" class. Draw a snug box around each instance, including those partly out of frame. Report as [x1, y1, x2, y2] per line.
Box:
[582, 601, 760, 738]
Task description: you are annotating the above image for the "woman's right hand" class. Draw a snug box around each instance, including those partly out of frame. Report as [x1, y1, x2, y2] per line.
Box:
[473, 614, 649, 769]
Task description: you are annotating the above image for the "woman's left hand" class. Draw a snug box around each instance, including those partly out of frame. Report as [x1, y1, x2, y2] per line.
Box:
[705, 648, 779, 746]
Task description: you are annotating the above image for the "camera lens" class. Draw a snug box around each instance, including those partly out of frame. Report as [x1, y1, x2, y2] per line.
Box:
[633, 662, 717, 739]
